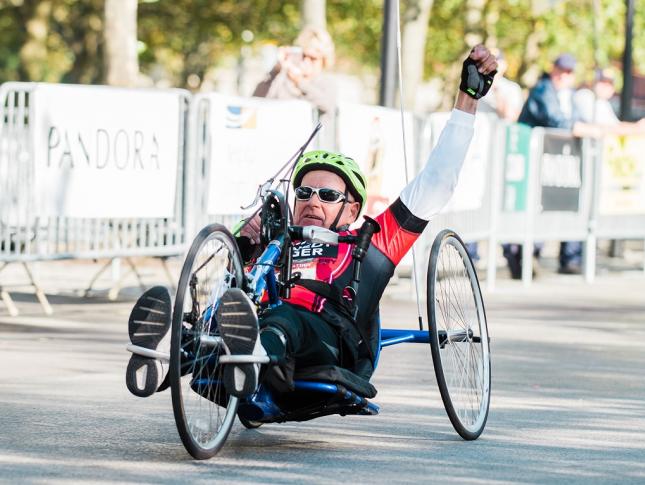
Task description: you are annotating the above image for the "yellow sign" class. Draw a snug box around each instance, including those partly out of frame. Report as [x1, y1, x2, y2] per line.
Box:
[599, 135, 645, 215]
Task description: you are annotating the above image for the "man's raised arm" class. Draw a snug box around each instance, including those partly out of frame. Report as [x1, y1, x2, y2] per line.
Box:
[399, 44, 497, 221]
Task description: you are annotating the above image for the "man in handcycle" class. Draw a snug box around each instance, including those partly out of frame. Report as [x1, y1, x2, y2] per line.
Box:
[125, 45, 497, 402]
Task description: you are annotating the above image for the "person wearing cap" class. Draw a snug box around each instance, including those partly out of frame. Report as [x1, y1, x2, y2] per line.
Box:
[505, 54, 586, 277]
[574, 68, 645, 134]
[518, 53, 579, 129]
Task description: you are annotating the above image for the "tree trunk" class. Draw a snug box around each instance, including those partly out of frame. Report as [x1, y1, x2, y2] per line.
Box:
[104, 0, 139, 87]
[400, 0, 434, 109]
[517, 16, 544, 87]
[301, 0, 326, 30]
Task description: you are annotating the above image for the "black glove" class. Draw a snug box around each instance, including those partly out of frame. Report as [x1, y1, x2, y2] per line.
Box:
[459, 57, 496, 99]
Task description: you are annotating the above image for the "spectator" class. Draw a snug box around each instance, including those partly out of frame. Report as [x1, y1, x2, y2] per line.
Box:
[574, 68, 645, 134]
[253, 26, 338, 147]
[506, 54, 589, 278]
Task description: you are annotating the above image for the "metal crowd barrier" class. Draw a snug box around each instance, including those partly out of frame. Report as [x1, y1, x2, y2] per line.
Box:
[2, 82, 644, 317]
[417, 117, 644, 289]
[468, 122, 644, 288]
[0, 82, 191, 315]
[187, 93, 318, 236]
[585, 134, 645, 282]
[489, 125, 594, 286]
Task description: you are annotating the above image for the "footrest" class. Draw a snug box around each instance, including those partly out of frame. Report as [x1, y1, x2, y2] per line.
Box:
[126, 344, 170, 362]
[218, 354, 270, 364]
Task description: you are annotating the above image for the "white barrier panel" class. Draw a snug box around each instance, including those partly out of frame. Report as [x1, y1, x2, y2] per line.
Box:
[0, 82, 189, 263]
[32, 84, 180, 218]
[591, 134, 645, 241]
[599, 135, 645, 216]
[336, 103, 416, 217]
[429, 112, 492, 213]
[203, 94, 316, 216]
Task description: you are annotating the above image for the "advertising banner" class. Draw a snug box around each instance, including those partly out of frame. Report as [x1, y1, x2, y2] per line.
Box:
[598, 135, 645, 215]
[206, 94, 315, 215]
[429, 112, 491, 213]
[502, 123, 531, 212]
[336, 103, 416, 218]
[540, 134, 582, 212]
[32, 84, 182, 218]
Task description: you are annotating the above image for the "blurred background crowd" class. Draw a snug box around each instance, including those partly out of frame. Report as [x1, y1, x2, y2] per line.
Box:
[1, 0, 643, 119]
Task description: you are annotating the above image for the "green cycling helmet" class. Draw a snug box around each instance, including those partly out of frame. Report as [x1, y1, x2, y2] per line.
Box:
[292, 150, 367, 209]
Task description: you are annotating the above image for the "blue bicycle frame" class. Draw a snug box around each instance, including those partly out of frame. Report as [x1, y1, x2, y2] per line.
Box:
[237, 230, 430, 423]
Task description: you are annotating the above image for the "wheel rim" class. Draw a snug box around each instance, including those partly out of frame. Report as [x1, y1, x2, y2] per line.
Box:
[171, 228, 243, 456]
[432, 235, 490, 436]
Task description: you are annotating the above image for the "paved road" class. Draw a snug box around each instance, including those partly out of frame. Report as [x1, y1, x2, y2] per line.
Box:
[1, 264, 644, 483]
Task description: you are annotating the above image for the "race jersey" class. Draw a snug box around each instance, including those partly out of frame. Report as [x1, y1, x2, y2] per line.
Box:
[278, 109, 475, 377]
[285, 197, 424, 316]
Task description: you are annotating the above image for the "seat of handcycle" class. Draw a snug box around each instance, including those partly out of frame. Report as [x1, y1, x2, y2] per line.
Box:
[237, 364, 378, 423]
[294, 364, 377, 399]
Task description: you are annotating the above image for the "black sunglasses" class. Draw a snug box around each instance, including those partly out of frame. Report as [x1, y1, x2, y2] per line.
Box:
[294, 186, 346, 204]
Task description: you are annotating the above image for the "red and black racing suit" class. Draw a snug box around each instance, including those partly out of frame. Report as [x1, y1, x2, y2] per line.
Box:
[239, 110, 475, 389]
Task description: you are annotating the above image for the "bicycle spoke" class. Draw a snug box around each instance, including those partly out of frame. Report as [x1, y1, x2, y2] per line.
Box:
[430, 233, 490, 439]
[171, 226, 242, 458]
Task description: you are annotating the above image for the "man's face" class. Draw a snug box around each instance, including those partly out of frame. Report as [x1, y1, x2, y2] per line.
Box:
[293, 170, 360, 229]
[552, 67, 575, 90]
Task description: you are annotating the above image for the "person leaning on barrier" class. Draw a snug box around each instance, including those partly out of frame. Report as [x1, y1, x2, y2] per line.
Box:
[253, 26, 338, 146]
[504, 53, 598, 278]
[123, 45, 497, 400]
[574, 68, 645, 135]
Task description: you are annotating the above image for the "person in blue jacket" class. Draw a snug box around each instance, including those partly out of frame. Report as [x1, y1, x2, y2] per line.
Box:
[506, 53, 584, 277]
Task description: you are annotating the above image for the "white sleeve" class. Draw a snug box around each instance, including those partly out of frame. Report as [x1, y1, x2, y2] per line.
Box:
[399, 109, 475, 220]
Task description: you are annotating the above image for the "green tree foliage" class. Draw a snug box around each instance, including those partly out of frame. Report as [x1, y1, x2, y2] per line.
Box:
[0, 0, 104, 83]
[425, 0, 645, 87]
[137, 0, 302, 86]
[0, 0, 642, 92]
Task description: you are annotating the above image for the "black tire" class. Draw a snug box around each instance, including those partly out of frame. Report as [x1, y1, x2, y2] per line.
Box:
[427, 230, 491, 440]
[238, 415, 263, 429]
[170, 224, 245, 459]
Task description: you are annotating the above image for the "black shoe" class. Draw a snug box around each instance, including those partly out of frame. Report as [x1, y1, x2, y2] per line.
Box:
[558, 265, 582, 275]
[125, 286, 172, 397]
[217, 288, 261, 398]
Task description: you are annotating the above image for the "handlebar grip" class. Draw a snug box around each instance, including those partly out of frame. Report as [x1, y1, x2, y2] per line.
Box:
[289, 226, 303, 240]
[352, 216, 381, 261]
[289, 225, 339, 245]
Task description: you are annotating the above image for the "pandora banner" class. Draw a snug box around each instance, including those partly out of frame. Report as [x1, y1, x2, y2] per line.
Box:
[32, 84, 182, 218]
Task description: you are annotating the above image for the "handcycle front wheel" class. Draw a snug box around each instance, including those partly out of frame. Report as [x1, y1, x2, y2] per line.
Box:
[170, 224, 245, 459]
[427, 230, 491, 440]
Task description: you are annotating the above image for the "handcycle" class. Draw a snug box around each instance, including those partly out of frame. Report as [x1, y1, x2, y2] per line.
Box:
[165, 187, 491, 459]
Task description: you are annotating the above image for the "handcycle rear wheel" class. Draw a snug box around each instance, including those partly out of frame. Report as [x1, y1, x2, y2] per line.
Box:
[170, 224, 245, 459]
[427, 230, 491, 440]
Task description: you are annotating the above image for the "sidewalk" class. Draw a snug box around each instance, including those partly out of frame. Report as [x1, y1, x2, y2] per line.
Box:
[1, 245, 644, 318]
